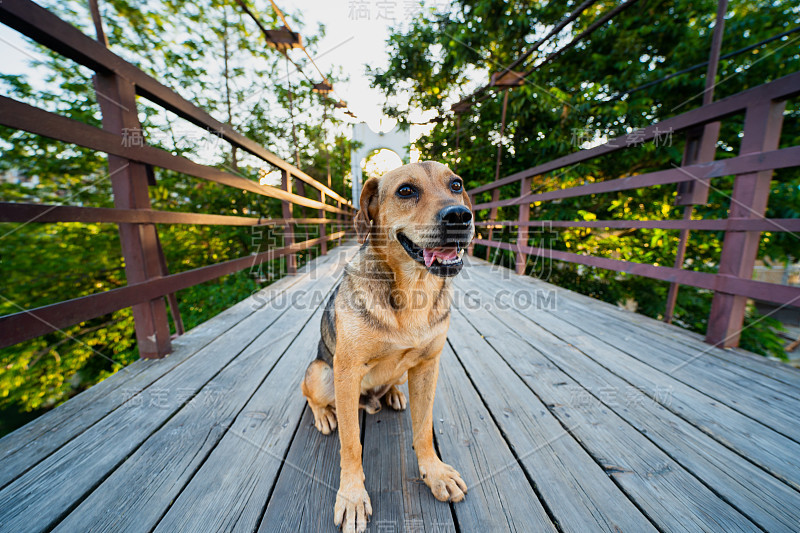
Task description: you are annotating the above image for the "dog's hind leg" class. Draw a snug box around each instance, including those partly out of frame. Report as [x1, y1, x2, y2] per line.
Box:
[301, 359, 338, 435]
[384, 385, 407, 411]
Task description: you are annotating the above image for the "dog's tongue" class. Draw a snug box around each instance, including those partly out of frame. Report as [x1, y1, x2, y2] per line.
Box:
[423, 246, 458, 267]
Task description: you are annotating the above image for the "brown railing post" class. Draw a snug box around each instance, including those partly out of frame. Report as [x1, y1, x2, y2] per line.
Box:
[485, 188, 500, 260]
[664, 122, 721, 323]
[486, 89, 510, 261]
[319, 191, 328, 255]
[706, 99, 786, 347]
[337, 200, 344, 244]
[93, 73, 172, 358]
[515, 176, 532, 275]
[468, 193, 476, 256]
[281, 169, 297, 274]
[665, 0, 726, 323]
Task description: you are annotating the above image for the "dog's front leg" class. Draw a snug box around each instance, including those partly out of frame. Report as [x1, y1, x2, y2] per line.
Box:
[332, 352, 371, 533]
[408, 351, 468, 503]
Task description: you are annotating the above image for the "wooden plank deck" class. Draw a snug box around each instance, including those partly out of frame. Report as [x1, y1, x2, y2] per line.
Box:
[2, 241, 799, 532]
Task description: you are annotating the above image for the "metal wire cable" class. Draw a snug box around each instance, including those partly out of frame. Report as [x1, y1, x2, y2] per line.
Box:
[232, 0, 360, 119]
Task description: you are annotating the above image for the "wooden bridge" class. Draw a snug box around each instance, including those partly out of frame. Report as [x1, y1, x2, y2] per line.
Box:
[2, 244, 800, 532]
[2, 0, 800, 531]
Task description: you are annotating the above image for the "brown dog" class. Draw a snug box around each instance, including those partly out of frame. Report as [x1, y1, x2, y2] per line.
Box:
[301, 161, 473, 532]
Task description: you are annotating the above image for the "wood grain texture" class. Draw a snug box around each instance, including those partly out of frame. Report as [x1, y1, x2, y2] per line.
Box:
[151, 249, 353, 533]
[256, 408, 346, 532]
[5, 242, 800, 533]
[556, 289, 800, 399]
[362, 387, 456, 533]
[461, 260, 800, 529]
[479, 257, 800, 391]
[450, 291, 759, 532]
[433, 346, 556, 532]
[548, 293, 800, 433]
[51, 247, 354, 533]
[0, 250, 334, 490]
[465, 299, 800, 531]
[464, 261, 800, 489]
[496, 261, 800, 401]
[0, 247, 352, 533]
[444, 315, 657, 531]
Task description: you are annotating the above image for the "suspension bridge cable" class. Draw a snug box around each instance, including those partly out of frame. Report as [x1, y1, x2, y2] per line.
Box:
[604, 24, 800, 103]
[422, 0, 624, 128]
[454, 0, 599, 109]
[521, 0, 641, 77]
[232, 0, 360, 119]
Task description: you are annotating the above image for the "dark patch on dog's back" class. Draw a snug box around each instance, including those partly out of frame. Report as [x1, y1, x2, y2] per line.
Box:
[317, 284, 339, 365]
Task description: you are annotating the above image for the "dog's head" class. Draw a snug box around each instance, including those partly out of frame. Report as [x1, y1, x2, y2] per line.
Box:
[354, 161, 474, 277]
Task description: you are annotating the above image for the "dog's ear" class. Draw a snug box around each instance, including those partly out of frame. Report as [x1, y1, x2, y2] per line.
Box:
[354, 177, 380, 244]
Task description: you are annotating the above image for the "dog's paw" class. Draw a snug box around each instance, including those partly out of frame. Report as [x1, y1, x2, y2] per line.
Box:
[419, 459, 467, 502]
[311, 405, 337, 435]
[333, 480, 372, 533]
[384, 386, 407, 410]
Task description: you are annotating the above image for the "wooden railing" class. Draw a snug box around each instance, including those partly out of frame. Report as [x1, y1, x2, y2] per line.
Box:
[468, 71, 800, 349]
[0, 0, 355, 358]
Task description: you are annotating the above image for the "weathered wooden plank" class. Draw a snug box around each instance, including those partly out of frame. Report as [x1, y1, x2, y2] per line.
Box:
[433, 345, 556, 532]
[0, 248, 341, 490]
[547, 294, 800, 437]
[456, 277, 800, 531]
[0, 248, 352, 533]
[257, 366, 455, 531]
[470, 261, 800, 426]
[479, 258, 800, 391]
[508, 266, 800, 395]
[150, 267, 348, 532]
[461, 263, 800, 490]
[449, 299, 760, 532]
[362, 387, 456, 533]
[443, 313, 657, 531]
[260, 348, 554, 532]
[459, 267, 800, 530]
[51, 247, 353, 532]
[256, 408, 352, 532]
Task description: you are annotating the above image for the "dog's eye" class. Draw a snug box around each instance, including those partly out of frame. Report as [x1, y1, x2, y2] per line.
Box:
[396, 184, 417, 198]
[450, 179, 463, 193]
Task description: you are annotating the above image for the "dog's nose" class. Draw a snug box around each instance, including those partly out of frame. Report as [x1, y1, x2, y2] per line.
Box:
[438, 205, 472, 227]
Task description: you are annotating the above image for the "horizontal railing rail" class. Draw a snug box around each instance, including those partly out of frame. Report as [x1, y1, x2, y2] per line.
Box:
[468, 71, 800, 349]
[0, 232, 345, 348]
[0, 202, 334, 227]
[469, 72, 800, 196]
[0, 0, 355, 358]
[474, 145, 800, 210]
[475, 218, 800, 232]
[0, 97, 348, 214]
[0, 0, 351, 206]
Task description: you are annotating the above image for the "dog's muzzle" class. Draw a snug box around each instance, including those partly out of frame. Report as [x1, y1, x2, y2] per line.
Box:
[438, 205, 473, 243]
[397, 205, 474, 277]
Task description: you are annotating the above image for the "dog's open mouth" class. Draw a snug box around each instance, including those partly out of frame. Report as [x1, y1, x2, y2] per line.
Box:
[397, 232, 466, 277]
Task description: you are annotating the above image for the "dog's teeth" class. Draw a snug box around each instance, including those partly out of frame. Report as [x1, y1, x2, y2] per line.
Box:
[457, 249, 465, 259]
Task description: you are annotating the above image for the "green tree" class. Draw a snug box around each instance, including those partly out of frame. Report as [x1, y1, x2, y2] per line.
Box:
[370, 0, 800, 358]
[0, 0, 354, 434]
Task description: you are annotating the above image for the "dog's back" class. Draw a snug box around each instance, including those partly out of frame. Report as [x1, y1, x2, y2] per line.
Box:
[316, 285, 338, 366]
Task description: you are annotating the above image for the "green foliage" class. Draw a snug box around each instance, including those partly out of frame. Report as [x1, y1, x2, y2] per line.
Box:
[0, 0, 353, 433]
[371, 0, 800, 360]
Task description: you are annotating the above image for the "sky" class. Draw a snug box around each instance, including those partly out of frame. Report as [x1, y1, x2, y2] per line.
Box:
[278, 0, 445, 167]
[0, 0, 451, 170]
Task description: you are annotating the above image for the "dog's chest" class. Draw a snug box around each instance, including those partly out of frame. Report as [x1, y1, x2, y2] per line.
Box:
[360, 327, 445, 391]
